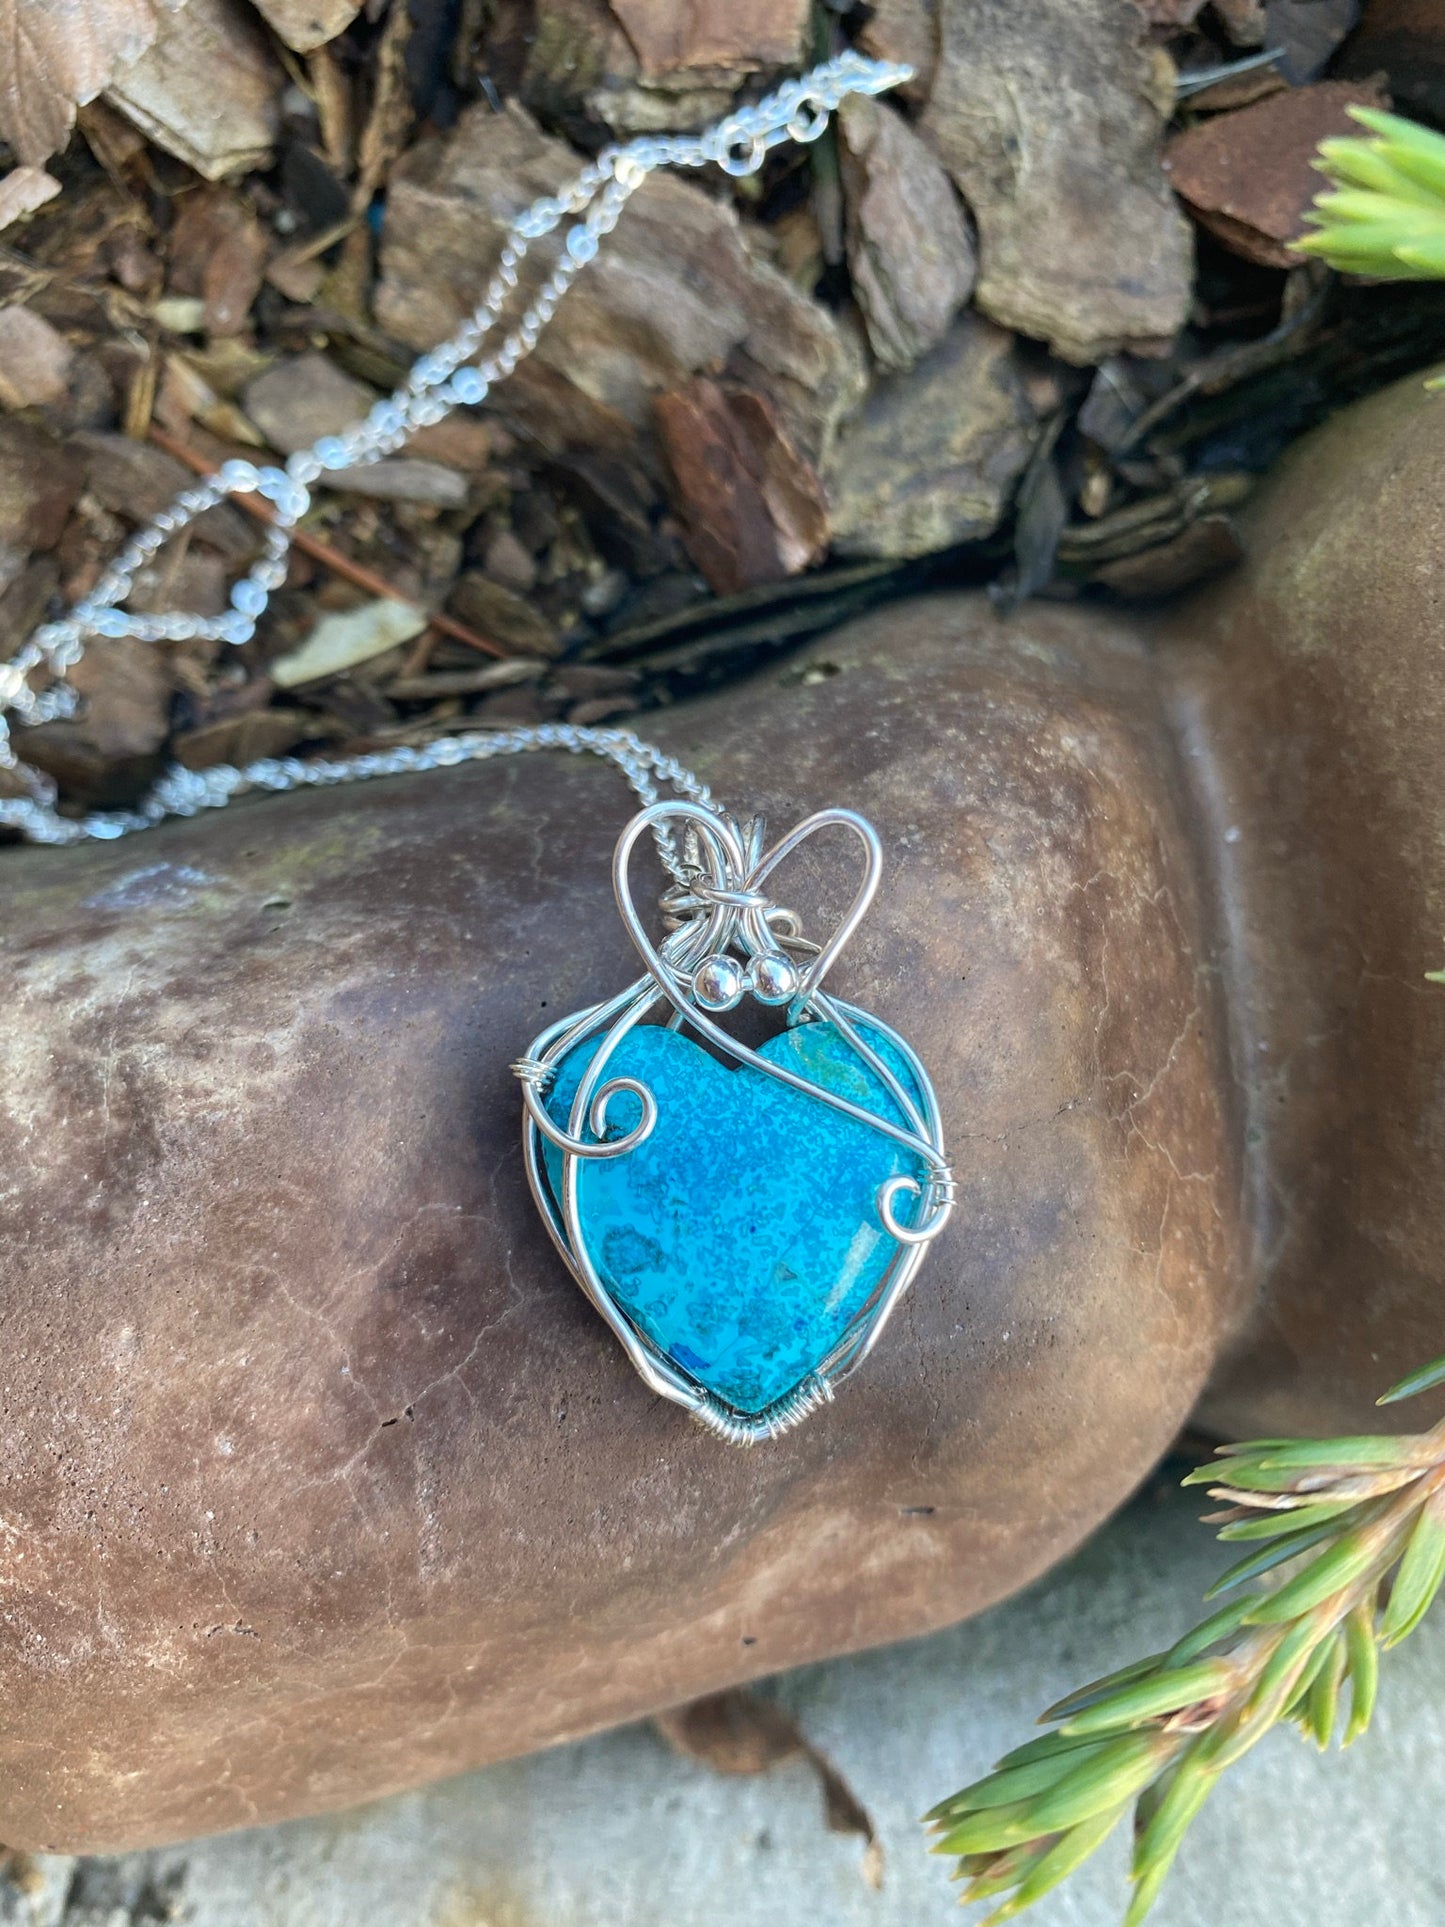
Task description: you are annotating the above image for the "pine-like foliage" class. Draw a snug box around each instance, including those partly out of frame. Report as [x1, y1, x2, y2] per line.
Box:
[925, 1356, 1445, 1923]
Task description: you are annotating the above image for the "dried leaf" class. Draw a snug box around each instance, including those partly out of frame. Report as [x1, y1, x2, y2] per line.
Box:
[654, 1688, 877, 1869]
[0, 0, 187, 167]
[655, 1689, 801, 1775]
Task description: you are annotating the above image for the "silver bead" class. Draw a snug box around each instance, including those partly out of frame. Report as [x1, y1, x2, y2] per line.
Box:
[694, 954, 745, 1013]
[747, 951, 799, 1006]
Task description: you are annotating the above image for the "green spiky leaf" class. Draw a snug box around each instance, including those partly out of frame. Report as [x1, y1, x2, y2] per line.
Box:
[1378, 1353, 1445, 1406]
[1381, 1495, 1445, 1645]
[1296, 107, 1445, 280]
[1057, 1660, 1234, 1737]
[1342, 1603, 1378, 1745]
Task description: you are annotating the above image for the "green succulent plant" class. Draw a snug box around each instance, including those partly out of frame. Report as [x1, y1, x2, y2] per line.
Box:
[925, 1353, 1445, 1923]
[1296, 107, 1445, 285]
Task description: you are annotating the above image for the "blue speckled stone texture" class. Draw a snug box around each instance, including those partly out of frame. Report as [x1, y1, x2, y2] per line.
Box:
[541, 1016, 929, 1413]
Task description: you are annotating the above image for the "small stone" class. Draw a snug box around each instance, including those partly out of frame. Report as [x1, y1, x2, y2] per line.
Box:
[856, 0, 939, 98]
[923, 0, 1192, 364]
[0, 306, 73, 410]
[250, 0, 362, 53]
[482, 531, 537, 594]
[654, 378, 828, 596]
[838, 95, 975, 373]
[320, 460, 470, 509]
[447, 572, 561, 656]
[243, 353, 375, 457]
[106, 0, 284, 182]
[1165, 79, 1389, 268]
[0, 418, 83, 554]
[824, 314, 1037, 560]
[269, 598, 427, 689]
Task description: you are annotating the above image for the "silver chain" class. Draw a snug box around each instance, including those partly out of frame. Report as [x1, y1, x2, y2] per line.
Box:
[0, 52, 911, 856]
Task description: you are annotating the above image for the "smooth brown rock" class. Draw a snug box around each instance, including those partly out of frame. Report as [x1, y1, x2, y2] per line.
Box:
[8, 365, 1445, 1856]
[922, 0, 1193, 363]
[0, 594, 1243, 1851]
[1169, 363, 1445, 1437]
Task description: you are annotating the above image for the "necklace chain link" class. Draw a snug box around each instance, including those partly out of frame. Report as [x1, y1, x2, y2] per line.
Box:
[0, 53, 910, 857]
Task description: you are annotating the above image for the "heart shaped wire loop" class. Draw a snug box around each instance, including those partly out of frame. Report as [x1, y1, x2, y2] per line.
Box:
[514, 797, 955, 1441]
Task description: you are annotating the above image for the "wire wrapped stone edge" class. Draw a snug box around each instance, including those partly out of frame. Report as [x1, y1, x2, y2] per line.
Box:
[513, 800, 955, 1444]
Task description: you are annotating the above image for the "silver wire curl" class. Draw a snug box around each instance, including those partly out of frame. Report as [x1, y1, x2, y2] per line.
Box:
[515, 797, 953, 1444]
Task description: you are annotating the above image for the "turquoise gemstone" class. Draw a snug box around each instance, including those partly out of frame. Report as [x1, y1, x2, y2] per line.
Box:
[541, 1018, 929, 1414]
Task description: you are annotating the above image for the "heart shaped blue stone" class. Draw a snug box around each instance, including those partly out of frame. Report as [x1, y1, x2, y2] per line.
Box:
[541, 1017, 929, 1413]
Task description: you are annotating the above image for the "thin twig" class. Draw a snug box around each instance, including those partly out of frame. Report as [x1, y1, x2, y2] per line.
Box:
[146, 425, 509, 661]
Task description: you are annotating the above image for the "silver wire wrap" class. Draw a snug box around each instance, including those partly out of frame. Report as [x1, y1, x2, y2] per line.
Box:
[515, 799, 954, 1444]
[0, 52, 912, 849]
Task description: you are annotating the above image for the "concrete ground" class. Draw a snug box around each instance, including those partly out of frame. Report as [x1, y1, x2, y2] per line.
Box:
[6, 1468, 1444, 1927]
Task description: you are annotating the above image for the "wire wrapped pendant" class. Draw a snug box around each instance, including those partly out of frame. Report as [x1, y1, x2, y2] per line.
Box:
[514, 800, 953, 1443]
